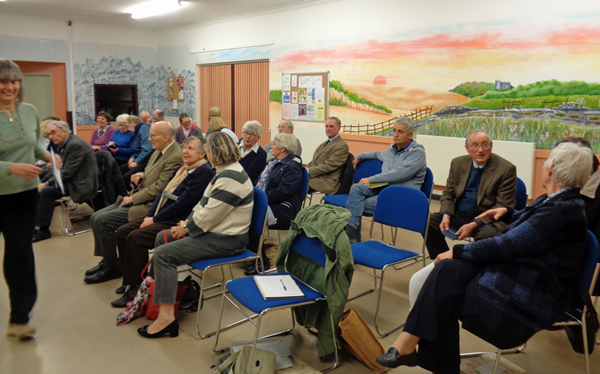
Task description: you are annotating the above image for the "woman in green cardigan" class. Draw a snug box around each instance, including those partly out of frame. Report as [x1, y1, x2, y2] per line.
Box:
[0, 59, 55, 340]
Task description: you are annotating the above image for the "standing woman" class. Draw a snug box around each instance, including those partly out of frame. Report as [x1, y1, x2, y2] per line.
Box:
[89, 111, 116, 151]
[0, 59, 54, 339]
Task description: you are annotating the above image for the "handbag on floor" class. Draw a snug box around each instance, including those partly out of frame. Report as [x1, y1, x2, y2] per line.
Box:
[116, 276, 154, 326]
[213, 346, 276, 374]
[146, 275, 189, 320]
[339, 307, 388, 373]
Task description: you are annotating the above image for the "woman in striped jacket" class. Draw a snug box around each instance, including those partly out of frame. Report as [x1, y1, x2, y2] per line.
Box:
[138, 131, 254, 339]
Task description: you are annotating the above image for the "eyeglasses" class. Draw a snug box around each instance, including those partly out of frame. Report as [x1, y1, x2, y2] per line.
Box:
[181, 121, 191, 126]
[242, 131, 257, 138]
[48, 129, 62, 136]
[468, 143, 491, 150]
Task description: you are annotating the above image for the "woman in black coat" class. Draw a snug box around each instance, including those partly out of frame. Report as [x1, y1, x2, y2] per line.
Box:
[377, 141, 594, 374]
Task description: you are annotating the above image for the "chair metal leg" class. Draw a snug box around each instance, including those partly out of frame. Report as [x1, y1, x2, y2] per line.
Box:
[373, 268, 405, 338]
[348, 267, 377, 301]
[322, 311, 341, 373]
[492, 349, 502, 374]
[582, 306, 590, 374]
[460, 344, 526, 359]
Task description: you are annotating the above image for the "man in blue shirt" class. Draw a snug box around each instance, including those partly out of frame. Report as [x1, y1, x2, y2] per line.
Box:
[345, 117, 427, 243]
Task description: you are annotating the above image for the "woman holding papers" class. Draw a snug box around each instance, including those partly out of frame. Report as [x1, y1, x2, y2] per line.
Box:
[137, 131, 254, 338]
[377, 142, 592, 374]
[0, 59, 54, 339]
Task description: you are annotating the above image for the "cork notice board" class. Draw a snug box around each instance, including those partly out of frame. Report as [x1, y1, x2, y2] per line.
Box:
[167, 77, 185, 102]
[281, 72, 329, 122]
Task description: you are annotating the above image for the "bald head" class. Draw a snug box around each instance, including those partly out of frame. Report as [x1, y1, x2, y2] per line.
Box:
[149, 121, 175, 152]
[152, 109, 164, 122]
[140, 111, 151, 124]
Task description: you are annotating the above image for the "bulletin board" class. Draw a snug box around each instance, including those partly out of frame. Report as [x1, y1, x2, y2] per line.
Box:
[281, 72, 329, 122]
[167, 77, 185, 102]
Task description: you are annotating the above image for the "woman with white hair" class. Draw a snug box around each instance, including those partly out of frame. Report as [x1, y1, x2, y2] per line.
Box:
[239, 120, 267, 185]
[378, 141, 593, 374]
[106, 113, 135, 165]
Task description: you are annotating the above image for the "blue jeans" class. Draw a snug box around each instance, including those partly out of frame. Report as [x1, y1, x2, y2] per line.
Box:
[345, 183, 380, 229]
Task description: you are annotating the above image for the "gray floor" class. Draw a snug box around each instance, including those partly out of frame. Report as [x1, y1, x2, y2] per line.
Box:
[0, 198, 598, 374]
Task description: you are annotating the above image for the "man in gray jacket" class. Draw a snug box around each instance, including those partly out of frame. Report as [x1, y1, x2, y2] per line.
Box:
[345, 117, 427, 243]
[32, 121, 98, 242]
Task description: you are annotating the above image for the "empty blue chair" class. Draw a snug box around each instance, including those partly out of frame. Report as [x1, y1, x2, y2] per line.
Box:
[321, 158, 383, 207]
[186, 187, 268, 338]
[213, 234, 340, 373]
[350, 185, 430, 337]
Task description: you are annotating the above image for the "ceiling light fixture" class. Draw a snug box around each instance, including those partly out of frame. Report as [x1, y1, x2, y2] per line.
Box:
[129, 0, 186, 19]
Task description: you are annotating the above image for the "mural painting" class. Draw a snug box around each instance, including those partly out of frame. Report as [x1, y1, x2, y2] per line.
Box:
[268, 14, 600, 152]
[74, 56, 196, 126]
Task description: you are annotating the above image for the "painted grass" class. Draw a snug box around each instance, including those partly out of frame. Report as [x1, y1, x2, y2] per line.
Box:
[463, 95, 600, 109]
[417, 115, 600, 153]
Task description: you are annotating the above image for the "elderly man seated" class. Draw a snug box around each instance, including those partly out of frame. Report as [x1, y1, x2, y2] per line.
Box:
[307, 117, 349, 195]
[84, 121, 182, 284]
[239, 120, 267, 186]
[426, 130, 516, 259]
[32, 121, 98, 242]
[345, 117, 426, 243]
[265, 119, 302, 162]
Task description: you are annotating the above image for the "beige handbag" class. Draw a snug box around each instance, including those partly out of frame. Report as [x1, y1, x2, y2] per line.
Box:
[339, 307, 388, 373]
[49, 200, 72, 235]
[213, 346, 276, 374]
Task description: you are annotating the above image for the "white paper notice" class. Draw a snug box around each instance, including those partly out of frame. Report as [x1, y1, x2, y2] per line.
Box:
[282, 74, 291, 91]
[50, 148, 65, 195]
[172, 99, 177, 110]
[291, 75, 297, 87]
[316, 88, 325, 105]
[291, 104, 299, 119]
[307, 104, 315, 120]
[282, 104, 291, 119]
[292, 92, 298, 104]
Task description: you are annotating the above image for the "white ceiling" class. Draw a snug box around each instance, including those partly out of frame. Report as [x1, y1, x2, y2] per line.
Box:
[0, 0, 315, 30]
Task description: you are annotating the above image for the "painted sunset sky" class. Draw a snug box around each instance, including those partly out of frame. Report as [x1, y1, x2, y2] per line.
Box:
[270, 13, 600, 94]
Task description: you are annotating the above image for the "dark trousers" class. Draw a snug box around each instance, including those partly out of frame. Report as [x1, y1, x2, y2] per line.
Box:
[404, 260, 481, 374]
[426, 211, 501, 259]
[120, 161, 148, 189]
[116, 217, 178, 287]
[36, 185, 67, 227]
[1, 189, 38, 324]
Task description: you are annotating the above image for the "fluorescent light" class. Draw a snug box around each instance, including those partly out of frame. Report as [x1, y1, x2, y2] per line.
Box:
[129, 0, 186, 19]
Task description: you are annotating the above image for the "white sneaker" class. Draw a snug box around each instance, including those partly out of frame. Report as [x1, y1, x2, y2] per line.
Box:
[7, 323, 36, 340]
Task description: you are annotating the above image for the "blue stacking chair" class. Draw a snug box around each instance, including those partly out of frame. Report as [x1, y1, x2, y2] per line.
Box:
[515, 177, 527, 210]
[461, 231, 600, 374]
[213, 234, 341, 373]
[186, 187, 269, 338]
[321, 158, 383, 207]
[349, 185, 430, 338]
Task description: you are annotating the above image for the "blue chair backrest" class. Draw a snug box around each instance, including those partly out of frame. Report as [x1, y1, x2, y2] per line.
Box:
[297, 168, 310, 203]
[249, 187, 269, 236]
[288, 234, 327, 268]
[373, 185, 429, 235]
[583, 231, 600, 289]
[354, 159, 383, 183]
[516, 177, 527, 211]
[421, 167, 434, 200]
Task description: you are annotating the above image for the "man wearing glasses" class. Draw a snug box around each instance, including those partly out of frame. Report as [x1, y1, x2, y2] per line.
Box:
[265, 119, 302, 162]
[426, 130, 517, 259]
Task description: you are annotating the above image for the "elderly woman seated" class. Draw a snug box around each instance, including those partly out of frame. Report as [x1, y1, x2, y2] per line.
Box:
[239, 120, 267, 186]
[137, 132, 254, 338]
[245, 134, 303, 276]
[110, 136, 214, 307]
[377, 142, 593, 374]
[106, 113, 135, 165]
[174, 113, 202, 146]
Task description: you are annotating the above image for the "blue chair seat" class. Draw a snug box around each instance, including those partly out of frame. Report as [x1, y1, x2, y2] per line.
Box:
[352, 241, 419, 269]
[321, 194, 349, 207]
[227, 272, 325, 314]
[189, 250, 258, 271]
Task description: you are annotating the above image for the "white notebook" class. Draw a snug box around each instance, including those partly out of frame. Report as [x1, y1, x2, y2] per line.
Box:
[254, 274, 305, 300]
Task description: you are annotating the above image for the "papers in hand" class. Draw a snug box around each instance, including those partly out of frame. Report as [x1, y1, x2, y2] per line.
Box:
[254, 274, 304, 300]
[50, 148, 65, 195]
[366, 182, 389, 189]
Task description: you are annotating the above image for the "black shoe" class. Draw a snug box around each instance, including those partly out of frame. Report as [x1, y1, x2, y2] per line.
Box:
[83, 267, 122, 284]
[85, 260, 105, 276]
[115, 285, 127, 294]
[32, 230, 51, 243]
[244, 262, 264, 276]
[137, 320, 179, 338]
[345, 225, 360, 244]
[111, 292, 135, 308]
[376, 347, 418, 368]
